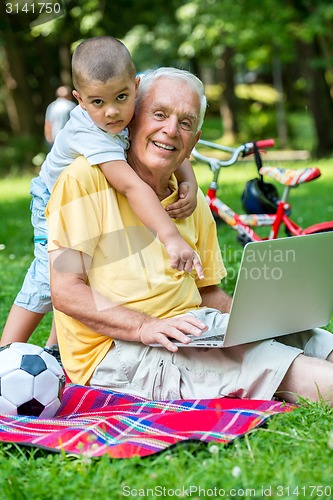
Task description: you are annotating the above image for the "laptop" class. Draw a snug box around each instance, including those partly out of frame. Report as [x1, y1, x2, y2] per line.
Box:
[167, 232, 333, 348]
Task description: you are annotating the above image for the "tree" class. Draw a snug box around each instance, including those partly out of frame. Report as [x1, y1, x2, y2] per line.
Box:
[139, 0, 333, 154]
[286, 0, 333, 156]
[0, 3, 38, 135]
[0, 0, 182, 140]
[1, 0, 333, 157]
[172, 0, 293, 143]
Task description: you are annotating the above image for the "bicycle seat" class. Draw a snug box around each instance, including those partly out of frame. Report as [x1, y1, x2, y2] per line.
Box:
[259, 166, 321, 186]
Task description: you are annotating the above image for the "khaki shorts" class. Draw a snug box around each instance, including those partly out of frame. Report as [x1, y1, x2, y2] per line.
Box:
[90, 309, 333, 401]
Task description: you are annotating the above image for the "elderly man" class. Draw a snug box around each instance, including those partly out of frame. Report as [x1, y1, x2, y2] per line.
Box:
[47, 67, 333, 404]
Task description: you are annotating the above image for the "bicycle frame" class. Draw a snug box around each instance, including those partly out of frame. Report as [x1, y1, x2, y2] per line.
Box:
[193, 139, 333, 243]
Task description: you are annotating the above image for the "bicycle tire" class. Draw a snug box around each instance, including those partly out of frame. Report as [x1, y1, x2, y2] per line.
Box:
[236, 233, 253, 246]
[308, 228, 333, 234]
[212, 211, 225, 225]
[303, 221, 333, 235]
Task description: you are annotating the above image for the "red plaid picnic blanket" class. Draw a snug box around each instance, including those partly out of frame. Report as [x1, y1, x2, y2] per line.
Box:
[0, 383, 293, 458]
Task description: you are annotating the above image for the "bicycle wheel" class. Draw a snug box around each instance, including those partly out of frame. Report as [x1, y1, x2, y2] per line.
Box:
[236, 233, 253, 246]
[303, 221, 333, 235]
[212, 211, 224, 225]
[309, 228, 333, 234]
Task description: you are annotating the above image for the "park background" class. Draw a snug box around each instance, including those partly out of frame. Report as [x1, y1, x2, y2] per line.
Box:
[1, 0, 333, 169]
[0, 1, 333, 498]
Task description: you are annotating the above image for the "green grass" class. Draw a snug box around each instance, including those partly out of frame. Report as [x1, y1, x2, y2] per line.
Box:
[0, 158, 333, 499]
[0, 175, 53, 345]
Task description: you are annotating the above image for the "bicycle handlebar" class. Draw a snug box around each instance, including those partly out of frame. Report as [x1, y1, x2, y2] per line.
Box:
[255, 139, 275, 149]
[191, 138, 275, 172]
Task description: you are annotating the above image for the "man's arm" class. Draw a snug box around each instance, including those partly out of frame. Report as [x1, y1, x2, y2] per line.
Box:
[50, 247, 207, 352]
[199, 285, 232, 313]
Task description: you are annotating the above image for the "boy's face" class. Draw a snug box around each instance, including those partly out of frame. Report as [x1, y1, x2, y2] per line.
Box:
[73, 74, 139, 135]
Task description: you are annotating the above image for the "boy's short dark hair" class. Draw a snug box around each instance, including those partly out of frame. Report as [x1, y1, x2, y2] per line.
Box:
[72, 36, 136, 90]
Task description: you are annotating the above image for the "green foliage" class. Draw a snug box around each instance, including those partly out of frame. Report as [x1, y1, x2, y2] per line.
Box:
[203, 88, 315, 151]
[2, 0, 333, 162]
[175, 0, 296, 66]
[0, 136, 45, 177]
[205, 83, 283, 142]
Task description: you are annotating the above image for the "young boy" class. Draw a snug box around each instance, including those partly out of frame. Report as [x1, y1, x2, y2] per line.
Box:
[1, 37, 203, 357]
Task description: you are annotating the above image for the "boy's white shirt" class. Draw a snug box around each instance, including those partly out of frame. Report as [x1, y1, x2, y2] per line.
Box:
[39, 105, 129, 192]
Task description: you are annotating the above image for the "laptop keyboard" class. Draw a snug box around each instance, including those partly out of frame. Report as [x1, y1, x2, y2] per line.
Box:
[191, 334, 225, 343]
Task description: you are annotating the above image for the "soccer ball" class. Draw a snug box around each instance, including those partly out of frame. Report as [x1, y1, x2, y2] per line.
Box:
[0, 342, 66, 418]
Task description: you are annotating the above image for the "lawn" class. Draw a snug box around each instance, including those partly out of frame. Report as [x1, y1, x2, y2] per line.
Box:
[0, 153, 333, 499]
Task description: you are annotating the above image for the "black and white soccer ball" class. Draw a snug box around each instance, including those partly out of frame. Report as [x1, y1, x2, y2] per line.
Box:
[0, 342, 66, 417]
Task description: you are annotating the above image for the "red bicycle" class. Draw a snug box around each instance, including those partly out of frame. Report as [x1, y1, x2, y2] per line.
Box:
[192, 139, 333, 245]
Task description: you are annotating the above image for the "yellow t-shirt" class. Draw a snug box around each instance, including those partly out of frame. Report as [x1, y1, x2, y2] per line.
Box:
[46, 156, 227, 384]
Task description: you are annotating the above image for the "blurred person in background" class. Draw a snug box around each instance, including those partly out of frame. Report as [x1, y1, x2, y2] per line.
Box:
[44, 85, 76, 147]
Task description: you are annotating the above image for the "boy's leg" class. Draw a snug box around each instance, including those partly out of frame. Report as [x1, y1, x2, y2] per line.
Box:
[44, 318, 62, 366]
[1, 176, 53, 348]
[277, 353, 333, 405]
[2, 306, 62, 366]
[45, 317, 57, 347]
[1, 304, 45, 346]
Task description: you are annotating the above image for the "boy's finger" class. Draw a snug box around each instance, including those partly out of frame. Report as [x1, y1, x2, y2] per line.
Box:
[169, 254, 180, 270]
[166, 199, 187, 211]
[178, 183, 189, 199]
[193, 255, 204, 280]
[183, 258, 193, 274]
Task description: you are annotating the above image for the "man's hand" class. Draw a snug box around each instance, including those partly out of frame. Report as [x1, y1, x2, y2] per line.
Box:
[166, 182, 197, 219]
[138, 315, 208, 352]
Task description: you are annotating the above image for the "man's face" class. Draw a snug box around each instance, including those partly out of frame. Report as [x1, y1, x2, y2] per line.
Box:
[129, 78, 201, 174]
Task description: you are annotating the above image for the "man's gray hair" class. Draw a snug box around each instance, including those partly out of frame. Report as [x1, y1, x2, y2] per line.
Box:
[137, 67, 207, 132]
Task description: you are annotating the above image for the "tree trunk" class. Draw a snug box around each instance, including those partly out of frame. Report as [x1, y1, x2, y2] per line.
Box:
[272, 51, 288, 148]
[217, 46, 239, 141]
[59, 43, 73, 88]
[0, 8, 38, 136]
[298, 39, 333, 157]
